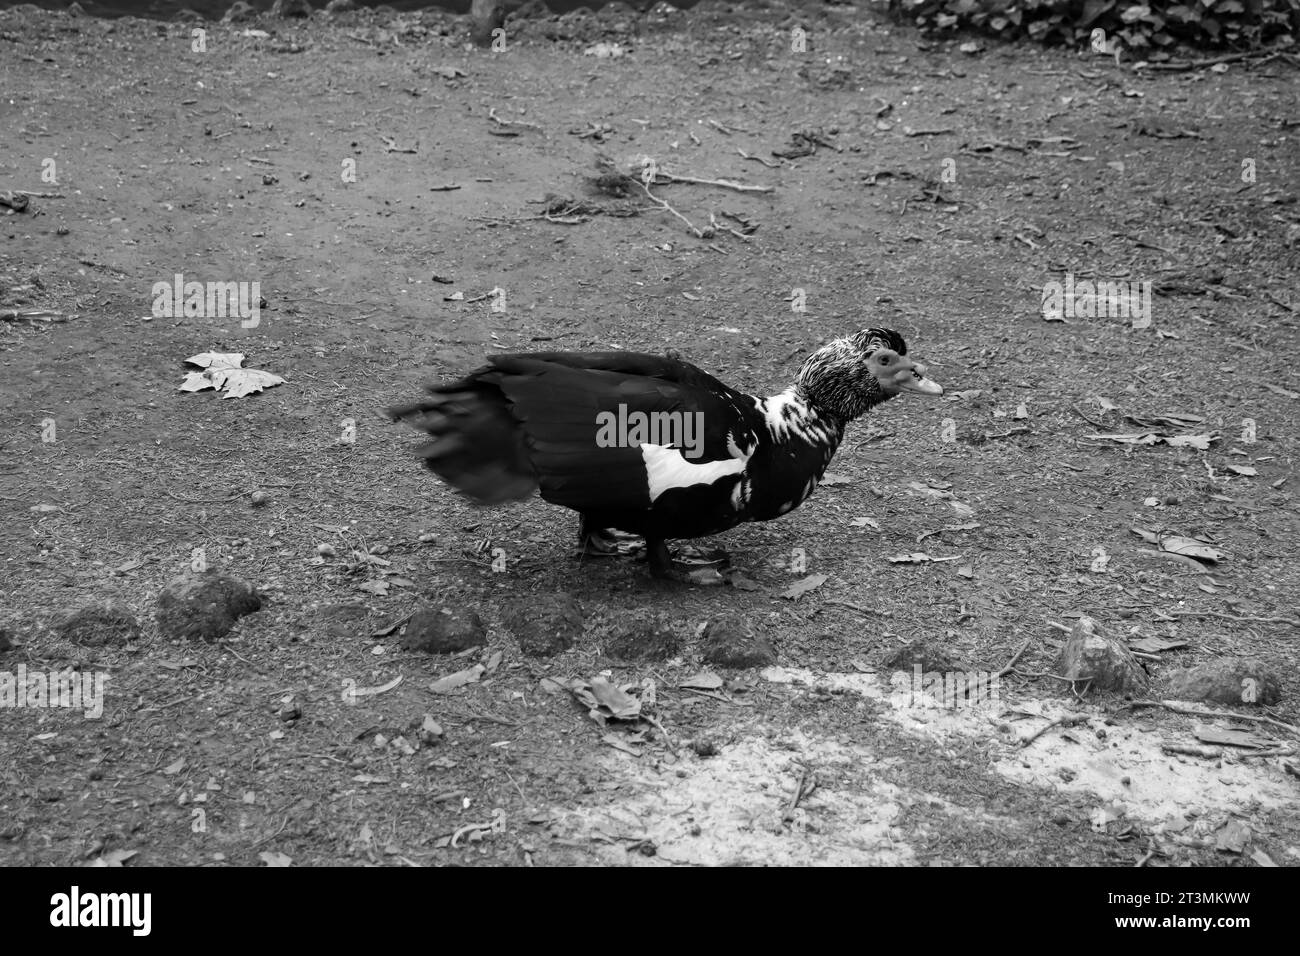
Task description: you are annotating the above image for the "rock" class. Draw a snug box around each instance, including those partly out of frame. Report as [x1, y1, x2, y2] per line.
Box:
[56, 602, 141, 647]
[604, 622, 680, 662]
[882, 638, 958, 674]
[324, 0, 355, 12]
[1166, 657, 1282, 707]
[221, 2, 256, 23]
[470, 0, 505, 46]
[501, 592, 583, 657]
[1055, 616, 1148, 694]
[270, 0, 313, 17]
[400, 606, 487, 653]
[701, 618, 776, 668]
[156, 570, 262, 643]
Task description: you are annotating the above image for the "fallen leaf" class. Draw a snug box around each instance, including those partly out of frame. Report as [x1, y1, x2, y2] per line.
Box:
[850, 516, 880, 530]
[1226, 465, 1257, 476]
[781, 573, 828, 600]
[180, 352, 285, 399]
[357, 580, 390, 596]
[258, 851, 293, 867]
[1263, 383, 1299, 399]
[1128, 635, 1188, 654]
[1250, 848, 1277, 867]
[1214, 819, 1249, 854]
[429, 664, 486, 694]
[163, 758, 186, 776]
[819, 472, 853, 486]
[1159, 536, 1224, 563]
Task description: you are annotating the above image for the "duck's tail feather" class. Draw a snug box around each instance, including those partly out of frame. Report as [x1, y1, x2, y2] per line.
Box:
[388, 384, 537, 505]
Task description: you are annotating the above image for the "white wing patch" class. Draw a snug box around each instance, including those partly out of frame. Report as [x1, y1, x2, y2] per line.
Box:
[641, 431, 754, 504]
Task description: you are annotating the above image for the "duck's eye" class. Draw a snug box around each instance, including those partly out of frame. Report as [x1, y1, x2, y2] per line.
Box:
[878, 355, 891, 366]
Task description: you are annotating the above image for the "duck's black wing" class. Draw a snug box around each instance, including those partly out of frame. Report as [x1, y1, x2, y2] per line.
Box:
[390, 351, 766, 511]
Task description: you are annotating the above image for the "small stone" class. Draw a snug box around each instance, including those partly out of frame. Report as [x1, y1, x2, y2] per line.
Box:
[690, 734, 720, 757]
[700, 618, 776, 669]
[156, 570, 262, 643]
[250, 490, 270, 507]
[1055, 616, 1148, 694]
[419, 715, 444, 744]
[57, 602, 141, 647]
[1166, 657, 1282, 707]
[400, 606, 487, 654]
[501, 593, 583, 658]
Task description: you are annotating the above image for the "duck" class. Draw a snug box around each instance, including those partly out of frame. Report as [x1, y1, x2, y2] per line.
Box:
[388, 328, 943, 584]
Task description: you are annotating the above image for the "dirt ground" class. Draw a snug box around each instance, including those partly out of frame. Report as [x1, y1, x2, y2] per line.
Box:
[1, 1, 1298, 867]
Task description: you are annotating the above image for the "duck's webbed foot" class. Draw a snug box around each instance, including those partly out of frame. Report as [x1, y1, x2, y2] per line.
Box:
[646, 538, 728, 586]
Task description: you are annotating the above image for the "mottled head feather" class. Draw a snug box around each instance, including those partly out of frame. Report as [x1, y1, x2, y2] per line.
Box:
[794, 327, 914, 421]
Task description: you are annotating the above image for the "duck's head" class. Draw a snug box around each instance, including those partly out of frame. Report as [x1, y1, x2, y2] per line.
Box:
[796, 327, 943, 420]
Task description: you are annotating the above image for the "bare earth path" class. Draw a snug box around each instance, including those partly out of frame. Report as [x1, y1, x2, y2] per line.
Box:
[1, 2, 1297, 866]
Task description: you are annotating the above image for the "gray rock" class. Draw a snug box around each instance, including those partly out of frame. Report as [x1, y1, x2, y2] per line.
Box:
[1055, 616, 1148, 694]
[701, 618, 776, 668]
[1167, 657, 1282, 707]
[501, 592, 583, 657]
[57, 601, 141, 647]
[400, 606, 487, 653]
[156, 570, 262, 642]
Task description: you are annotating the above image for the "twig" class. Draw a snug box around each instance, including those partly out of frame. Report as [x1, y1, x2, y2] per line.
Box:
[1118, 700, 1300, 738]
[164, 490, 249, 504]
[708, 119, 751, 135]
[736, 147, 781, 168]
[996, 638, 1032, 678]
[1140, 50, 1281, 72]
[251, 814, 291, 849]
[1166, 609, 1300, 627]
[781, 767, 816, 822]
[1265, 291, 1297, 314]
[1069, 405, 1110, 429]
[708, 212, 753, 242]
[638, 180, 706, 238]
[903, 127, 955, 137]
[487, 107, 543, 131]
[662, 172, 773, 193]
[1020, 713, 1089, 747]
[821, 599, 891, 618]
[12, 190, 66, 198]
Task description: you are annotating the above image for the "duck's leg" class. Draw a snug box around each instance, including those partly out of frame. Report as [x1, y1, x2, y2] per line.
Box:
[577, 514, 621, 556]
[646, 536, 726, 586]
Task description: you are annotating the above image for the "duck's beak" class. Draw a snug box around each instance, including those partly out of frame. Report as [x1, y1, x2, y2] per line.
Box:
[894, 360, 944, 396]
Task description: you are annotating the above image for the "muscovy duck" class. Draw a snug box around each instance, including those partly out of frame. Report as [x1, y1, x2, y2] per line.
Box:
[389, 328, 942, 583]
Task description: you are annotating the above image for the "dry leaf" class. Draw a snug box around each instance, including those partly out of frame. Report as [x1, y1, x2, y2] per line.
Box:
[781, 573, 828, 600]
[1159, 535, 1224, 563]
[258, 850, 293, 867]
[819, 472, 853, 486]
[429, 664, 485, 694]
[850, 516, 881, 530]
[180, 352, 285, 399]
